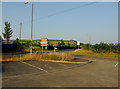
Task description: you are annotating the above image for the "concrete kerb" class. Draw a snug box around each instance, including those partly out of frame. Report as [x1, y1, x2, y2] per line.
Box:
[1, 60, 90, 64]
[39, 59, 90, 64]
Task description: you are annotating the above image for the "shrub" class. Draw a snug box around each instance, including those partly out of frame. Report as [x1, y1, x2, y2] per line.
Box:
[82, 43, 92, 51]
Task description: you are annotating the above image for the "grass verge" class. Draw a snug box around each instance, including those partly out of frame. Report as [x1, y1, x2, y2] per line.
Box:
[71, 49, 118, 59]
[5, 53, 74, 61]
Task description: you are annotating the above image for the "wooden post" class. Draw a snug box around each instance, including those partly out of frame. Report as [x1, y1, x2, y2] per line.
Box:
[45, 46, 47, 53]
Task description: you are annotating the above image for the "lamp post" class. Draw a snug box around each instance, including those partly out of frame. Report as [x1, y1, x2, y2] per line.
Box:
[24, 1, 33, 54]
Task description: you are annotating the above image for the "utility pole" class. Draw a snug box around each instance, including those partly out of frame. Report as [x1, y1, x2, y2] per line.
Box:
[19, 22, 22, 40]
[24, 0, 33, 54]
[31, 1, 33, 54]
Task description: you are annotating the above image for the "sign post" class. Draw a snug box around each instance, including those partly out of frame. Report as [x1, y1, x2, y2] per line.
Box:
[77, 42, 80, 49]
[45, 46, 47, 53]
[54, 47, 57, 53]
[52, 43, 58, 53]
[41, 38, 48, 53]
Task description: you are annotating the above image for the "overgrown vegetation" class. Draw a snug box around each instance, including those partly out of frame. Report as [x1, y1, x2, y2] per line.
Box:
[82, 42, 119, 54]
[5, 53, 74, 61]
[72, 42, 119, 58]
[2, 38, 23, 53]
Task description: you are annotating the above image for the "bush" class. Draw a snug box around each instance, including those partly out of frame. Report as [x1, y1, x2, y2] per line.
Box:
[91, 44, 100, 53]
[82, 43, 92, 51]
[2, 44, 22, 53]
[12, 38, 21, 45]
[82, 42, 119, 53]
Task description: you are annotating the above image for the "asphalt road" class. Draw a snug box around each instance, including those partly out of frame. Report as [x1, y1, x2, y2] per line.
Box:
[2, 54, 118, 87]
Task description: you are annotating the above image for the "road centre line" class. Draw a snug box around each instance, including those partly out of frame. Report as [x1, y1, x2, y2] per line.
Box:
[20, 61, 48, 73]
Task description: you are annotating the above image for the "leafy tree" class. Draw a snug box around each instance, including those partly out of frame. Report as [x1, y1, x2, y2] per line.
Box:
[82, 43, 92, 51]
[0, 35, 1, 39]
[67, 41, 70, 47]
[115, 43, 120, 53]
[118, 43, 120, 52]
[13, 38, 20, 45]
[48, 42, 53, 46]
[91, 43, 100, 53]
[57, 41, 61, 47]
[99, 42, 109, 53]
[38, 42, 41, 47]
[61, 40, 65, 47]
[2, 22, 13, 44]
[109, 43, 115, 52]
[0, 35, 2, 45]
[82, 42, 119, 54]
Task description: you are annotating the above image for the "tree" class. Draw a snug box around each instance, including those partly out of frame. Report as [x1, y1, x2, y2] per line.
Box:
[99, 42, 109, 53]
[0, 35, 2, 44]
[91, 43, 100, 53]
[2, 21, 13, 44]
[13, 38, 20, 45]
[67, 41, 70, 47]
[57, 41, 61, 47]
[82, 43, 92, 51]
[109, 43, 115, 52]
[61, 40, 65, 47]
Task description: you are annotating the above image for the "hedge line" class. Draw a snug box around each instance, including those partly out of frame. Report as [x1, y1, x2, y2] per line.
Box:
[82, 42, 120, 53]
[2, 44, 22, 53]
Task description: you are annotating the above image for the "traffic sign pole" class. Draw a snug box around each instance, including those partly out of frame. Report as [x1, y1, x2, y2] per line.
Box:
[45, 46, 47, 53]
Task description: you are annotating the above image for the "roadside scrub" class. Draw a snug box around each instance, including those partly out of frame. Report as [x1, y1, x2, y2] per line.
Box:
[5, 53, 74, 61]
[71, 49, 118, 59]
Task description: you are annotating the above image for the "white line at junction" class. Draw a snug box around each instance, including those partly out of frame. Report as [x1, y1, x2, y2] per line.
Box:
[115, 63, 118, 67]
[20, 61, 48, 73]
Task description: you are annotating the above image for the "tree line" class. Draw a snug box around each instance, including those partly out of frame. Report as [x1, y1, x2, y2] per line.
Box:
[82, 42, 120, 54]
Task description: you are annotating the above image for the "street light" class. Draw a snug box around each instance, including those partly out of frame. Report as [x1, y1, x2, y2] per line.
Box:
[24, 1, 33, 54]
[24, 2, 29, 4]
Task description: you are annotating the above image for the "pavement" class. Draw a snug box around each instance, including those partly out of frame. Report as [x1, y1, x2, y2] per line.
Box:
[1, 53, 118, 87]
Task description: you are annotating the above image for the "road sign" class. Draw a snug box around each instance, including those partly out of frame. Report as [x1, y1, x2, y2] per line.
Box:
[77, 42, 80, 45]
[52, 43, 58, 46]
[41, 38, 48, 46]
[41, 41, 48, 44]
[54, 47, 57, 53]
[54, 47, 57, 50]
[41, 44, 48, 46]
[41, 38, 48, 42]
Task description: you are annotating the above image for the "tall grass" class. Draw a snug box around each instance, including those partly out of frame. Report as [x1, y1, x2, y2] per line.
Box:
[5, 53, 73, 61]
[72, 49, 118, 59]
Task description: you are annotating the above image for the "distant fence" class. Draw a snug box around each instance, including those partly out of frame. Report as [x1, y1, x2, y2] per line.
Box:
[2, 44, 22, 53]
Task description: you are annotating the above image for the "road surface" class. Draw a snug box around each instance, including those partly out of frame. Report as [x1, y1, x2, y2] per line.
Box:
[2, 53, 118, 87]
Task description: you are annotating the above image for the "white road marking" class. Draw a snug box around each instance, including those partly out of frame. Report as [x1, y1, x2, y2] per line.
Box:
[92, 60, 96, 62]
[115, 63, 118, 67]
[20, 61, 48, 72]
